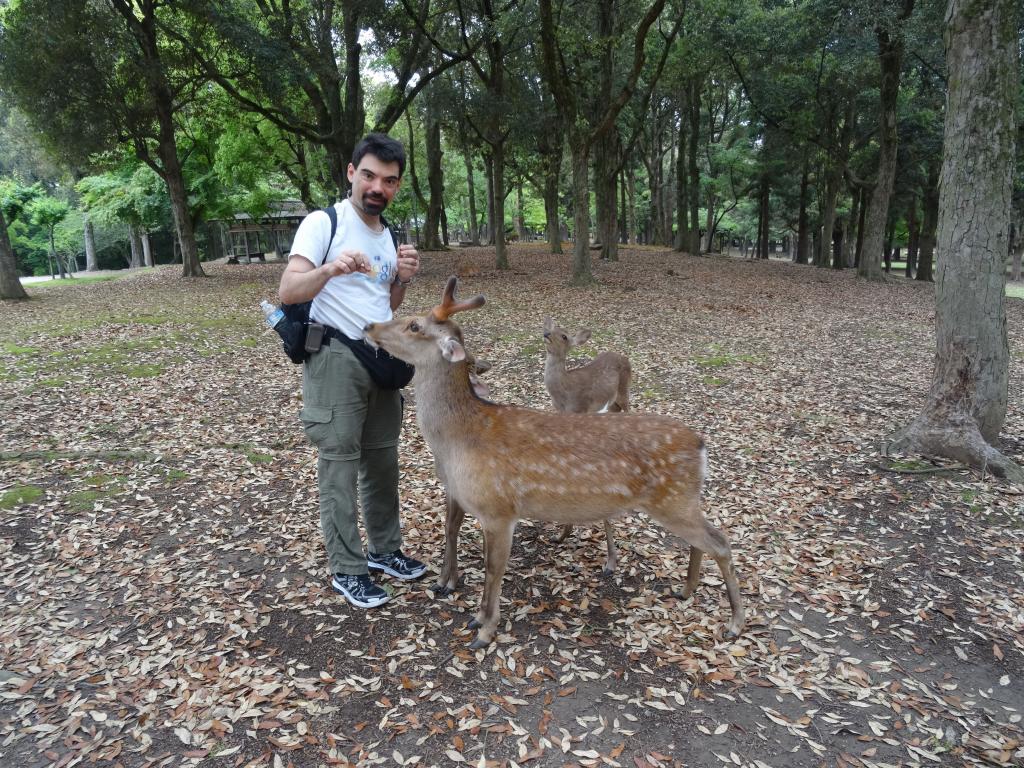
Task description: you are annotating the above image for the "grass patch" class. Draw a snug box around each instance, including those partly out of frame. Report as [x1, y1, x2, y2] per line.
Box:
[702, 375, 729, 386]
[69, 489, 105, 510]
[240, 444, 274, 464]
[1, 342, 37, 356]
[0, 484, 44, 509]
[1007, 283, 1024, 300]
[28, 274, 126, 289]
[124, 363, 165, 378]
[693, 346, 756, 368]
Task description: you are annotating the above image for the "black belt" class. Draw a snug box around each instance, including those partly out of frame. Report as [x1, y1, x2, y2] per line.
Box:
[321, 325, 351, 345]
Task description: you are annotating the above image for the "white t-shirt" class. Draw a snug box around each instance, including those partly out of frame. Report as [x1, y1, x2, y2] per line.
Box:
[288, 199, 397, 339]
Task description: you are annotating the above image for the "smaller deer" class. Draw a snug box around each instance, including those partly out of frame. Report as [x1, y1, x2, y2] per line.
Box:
[543, 317, 630, 414]
[544, 317, 632, 573]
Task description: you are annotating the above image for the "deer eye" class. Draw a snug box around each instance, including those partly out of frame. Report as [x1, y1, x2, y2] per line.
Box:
[409, 321, 420, 333]
[561, 334, 568, 342]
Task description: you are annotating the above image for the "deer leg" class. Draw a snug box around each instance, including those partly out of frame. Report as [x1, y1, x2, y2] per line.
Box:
[433, 490, 465, 596]
[602, 520, 617, 575]
[655, 512, 745, 639]
[679, 546, 704, 598]
[467, 519, 515, 649]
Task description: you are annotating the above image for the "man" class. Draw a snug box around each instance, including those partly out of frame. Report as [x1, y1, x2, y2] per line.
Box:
[279, 133, 425, 608]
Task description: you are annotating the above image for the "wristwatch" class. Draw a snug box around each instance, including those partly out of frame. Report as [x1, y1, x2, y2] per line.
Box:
[395, 275, 413, 286]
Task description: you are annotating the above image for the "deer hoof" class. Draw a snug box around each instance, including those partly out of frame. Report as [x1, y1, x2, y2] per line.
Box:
[724, 626, 742, 640]
[467, 618, 482, 630]
[431, 582, 454, 597]
[601, 566, 615, 577]
[469, 636, 491, 650]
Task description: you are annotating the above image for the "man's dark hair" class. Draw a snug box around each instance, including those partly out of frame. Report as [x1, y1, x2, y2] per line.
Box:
[352, 133, 405, 177]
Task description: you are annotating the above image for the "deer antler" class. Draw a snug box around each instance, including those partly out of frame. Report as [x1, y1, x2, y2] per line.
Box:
[431, 275, 485, 322]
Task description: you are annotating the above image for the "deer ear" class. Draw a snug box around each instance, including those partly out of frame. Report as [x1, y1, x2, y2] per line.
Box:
[572, 329, 592, 347]
[439, 336, 466, 363]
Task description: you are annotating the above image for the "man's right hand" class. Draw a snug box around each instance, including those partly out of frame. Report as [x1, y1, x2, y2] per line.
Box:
[328, 250, 370, 277]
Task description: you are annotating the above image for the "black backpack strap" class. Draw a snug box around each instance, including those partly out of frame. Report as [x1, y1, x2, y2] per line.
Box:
[380, 213, 400, 252]
[320, 205, 338, 266]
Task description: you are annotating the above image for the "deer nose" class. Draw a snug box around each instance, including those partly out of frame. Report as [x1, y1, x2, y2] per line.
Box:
[364, 323, 375, 332]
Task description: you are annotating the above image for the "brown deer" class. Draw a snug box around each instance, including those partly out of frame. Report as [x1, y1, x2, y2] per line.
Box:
[364, 277, 744, 649]
[543, 317, 632, 573]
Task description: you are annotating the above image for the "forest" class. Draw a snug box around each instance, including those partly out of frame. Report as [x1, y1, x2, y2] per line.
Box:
[0, 0, 1019, 285]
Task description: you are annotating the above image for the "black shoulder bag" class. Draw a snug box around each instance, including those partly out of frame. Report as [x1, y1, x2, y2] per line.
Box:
[276, 206, 339, 364]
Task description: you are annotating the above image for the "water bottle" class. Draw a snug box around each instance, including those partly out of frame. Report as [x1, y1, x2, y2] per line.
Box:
[260, 299, 285, 329]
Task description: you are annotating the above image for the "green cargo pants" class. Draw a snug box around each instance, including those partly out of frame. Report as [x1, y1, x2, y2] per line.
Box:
[300, 341, 403, 576]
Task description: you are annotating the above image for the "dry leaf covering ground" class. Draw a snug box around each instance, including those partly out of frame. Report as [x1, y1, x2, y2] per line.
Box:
[1, 243, 1022, 768]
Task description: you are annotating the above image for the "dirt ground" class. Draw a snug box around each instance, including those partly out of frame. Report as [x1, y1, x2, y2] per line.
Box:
[1, 244, 1022, 768]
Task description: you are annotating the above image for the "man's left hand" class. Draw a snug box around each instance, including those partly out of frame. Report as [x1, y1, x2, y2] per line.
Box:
[396, 243, 420, 282]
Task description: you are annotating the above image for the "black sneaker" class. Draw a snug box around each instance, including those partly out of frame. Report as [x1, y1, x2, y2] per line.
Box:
[332, 573, 391, 608]
[367, 550, 428, 581]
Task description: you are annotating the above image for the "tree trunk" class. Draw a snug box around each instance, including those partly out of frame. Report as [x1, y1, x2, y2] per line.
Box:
[757, 175, 770, 259]
[0, 208, 28, 299]
[422, 95, 445, 251]
[887, 0, 1021, 482]
[675, 102, 690, 251]
[817, 165, 841, 268]
[626, 165, 638, 246]
[142, 231, 154, 267]
[569, 136, 594, 284]
[795, 163, 810, 264]
[543, 168, 562, 254]
[858, 14, 909, 281]
[84, 213, 98, 272]
[462, 144, 479, 245]
[492, 144, 509, 270]
[906, 193, 919, 278]
[855, 185, 868, 268]
[484, 153, 495, 246]
[688, 79, 701, 255]
[702, 195, 715, 253]
[515, 184, 526, 241]
[842, 185, 856, 267]
[916, 161, 939, 282]
[129, 225, 143, 268]
[596, 135, 618, 261]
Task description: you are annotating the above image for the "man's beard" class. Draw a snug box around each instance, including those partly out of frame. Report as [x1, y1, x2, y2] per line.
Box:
[360, 194, 387, 216]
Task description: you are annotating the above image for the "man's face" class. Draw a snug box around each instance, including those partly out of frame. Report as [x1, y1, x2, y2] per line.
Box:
[348, 155, 401, 216]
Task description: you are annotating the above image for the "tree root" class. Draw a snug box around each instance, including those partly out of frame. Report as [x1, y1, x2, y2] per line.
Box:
[886, 416, 1024, 484]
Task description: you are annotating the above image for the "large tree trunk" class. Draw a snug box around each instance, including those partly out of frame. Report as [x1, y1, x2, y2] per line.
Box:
[858, 9, 911, 281]
[84, 213, 98, 272]
[887, 0, 1021, 482]
[569, 136, 594, 284]
[0, 208, 28, 299]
